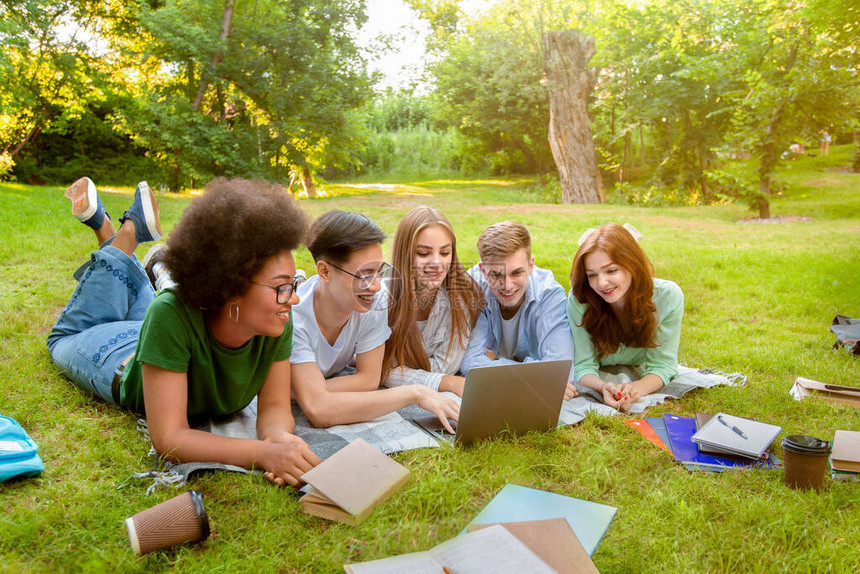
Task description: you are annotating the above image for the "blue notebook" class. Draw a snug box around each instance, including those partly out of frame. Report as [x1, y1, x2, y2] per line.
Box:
[663, 414, 755, 471]
[466, 484, 617, 556]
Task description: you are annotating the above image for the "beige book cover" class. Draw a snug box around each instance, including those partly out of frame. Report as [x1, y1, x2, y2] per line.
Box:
[469, 518, 599, 574]
[299, 438, 409, 526]
[832, 430, 860, 473]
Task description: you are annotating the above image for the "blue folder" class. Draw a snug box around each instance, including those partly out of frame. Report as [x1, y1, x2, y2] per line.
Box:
[466, 484, 617, 556]
[644, 416, 671, 450]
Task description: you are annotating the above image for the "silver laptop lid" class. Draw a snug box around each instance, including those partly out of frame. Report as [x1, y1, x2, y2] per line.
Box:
[454, 359, 571, 447]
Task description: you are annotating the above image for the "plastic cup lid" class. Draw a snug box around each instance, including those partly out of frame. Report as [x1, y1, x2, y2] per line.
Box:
[782, 434, 830, 455]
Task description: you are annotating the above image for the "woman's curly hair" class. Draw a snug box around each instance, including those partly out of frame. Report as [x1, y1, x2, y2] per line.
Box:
[164, 178, 309, 309]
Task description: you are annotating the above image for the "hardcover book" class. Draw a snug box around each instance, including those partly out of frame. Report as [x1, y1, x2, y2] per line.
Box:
[466, 484, 617, 556]
[299, 438, 409, 525]
[831, 430, 860, 473]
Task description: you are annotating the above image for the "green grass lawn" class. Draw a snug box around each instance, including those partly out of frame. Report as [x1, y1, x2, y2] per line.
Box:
[1, 148, 859, 572]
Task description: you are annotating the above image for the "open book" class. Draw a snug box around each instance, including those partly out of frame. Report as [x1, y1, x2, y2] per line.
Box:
[343, 523, 557, 573]
[299, 438, 409, 525]
[468, 518, 599, 574]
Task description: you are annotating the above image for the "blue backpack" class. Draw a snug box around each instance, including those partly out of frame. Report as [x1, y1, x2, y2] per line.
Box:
[0, 415, 44, 482]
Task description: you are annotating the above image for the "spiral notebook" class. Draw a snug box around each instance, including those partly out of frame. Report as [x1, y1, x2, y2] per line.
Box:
[691, 413, 781, 460]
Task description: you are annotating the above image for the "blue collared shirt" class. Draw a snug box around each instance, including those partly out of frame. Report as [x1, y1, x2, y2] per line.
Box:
[461, 264, 576, 381]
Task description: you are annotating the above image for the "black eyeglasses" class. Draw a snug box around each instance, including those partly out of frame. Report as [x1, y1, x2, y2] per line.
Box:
[250, 273, 306, 304]
[327, 261, 391, 289]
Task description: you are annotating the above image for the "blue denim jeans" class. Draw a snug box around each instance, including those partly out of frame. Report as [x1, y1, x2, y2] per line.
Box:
[47, 246, 155, 403]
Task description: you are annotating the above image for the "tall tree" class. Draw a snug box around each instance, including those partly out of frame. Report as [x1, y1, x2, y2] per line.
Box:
[543, 29, 604, 203]
[725, 0, 859, 217]
[110, 0, 370, 191]
[431, 24, 552, 173]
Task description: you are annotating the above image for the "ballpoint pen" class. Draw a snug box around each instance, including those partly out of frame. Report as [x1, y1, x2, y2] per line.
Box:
[717, 414, 748, 439]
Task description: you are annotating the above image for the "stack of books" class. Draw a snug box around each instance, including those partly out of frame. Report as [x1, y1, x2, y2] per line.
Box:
[831, 430, 860, 482]
[625, 413, 782, 472]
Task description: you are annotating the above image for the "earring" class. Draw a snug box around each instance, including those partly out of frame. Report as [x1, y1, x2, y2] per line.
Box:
[229, 302, 240, 324]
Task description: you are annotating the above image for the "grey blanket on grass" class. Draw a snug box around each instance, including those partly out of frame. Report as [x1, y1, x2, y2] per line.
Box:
[135, 365, 744, 493]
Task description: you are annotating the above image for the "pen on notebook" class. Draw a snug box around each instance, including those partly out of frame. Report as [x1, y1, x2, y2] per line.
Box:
[717, 414, 748, 439]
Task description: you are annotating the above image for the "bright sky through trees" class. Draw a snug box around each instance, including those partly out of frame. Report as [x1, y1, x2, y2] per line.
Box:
[358, 0, 495, 90]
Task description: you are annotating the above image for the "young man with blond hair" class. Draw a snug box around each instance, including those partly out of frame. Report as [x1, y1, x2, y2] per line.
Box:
[462, 221, 577, 399]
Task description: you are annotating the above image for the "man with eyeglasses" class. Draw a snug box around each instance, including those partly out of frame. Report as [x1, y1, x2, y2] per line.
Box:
[290, 211, 459, 431]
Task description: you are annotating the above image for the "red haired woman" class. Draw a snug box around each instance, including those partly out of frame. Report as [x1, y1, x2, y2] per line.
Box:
[567, 224, 684, 411]
[383, 206, 484, 396]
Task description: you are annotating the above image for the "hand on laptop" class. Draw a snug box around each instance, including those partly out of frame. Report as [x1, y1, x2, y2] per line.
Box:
[413, 386, 459, 434]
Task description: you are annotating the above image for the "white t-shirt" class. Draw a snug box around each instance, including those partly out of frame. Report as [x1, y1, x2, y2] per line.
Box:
[290, 275, 391, 377]
[498, 307, 523, 360]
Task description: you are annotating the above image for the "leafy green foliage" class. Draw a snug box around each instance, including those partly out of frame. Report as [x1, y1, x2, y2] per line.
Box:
[0, 0, 115, 180]
[430, 23, 553, 174]
[3, 0, 857, 195]
[107, 0, 372, 190]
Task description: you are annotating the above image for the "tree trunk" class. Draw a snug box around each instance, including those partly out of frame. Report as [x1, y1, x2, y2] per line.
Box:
[287, 170, 297, 194]
[699, 151, 708, 204]
[757, 106, 784, 219]
[191, 0, 235, 112]
[625, 132, 633, 169]
[7, 124, 42, 159]
[301, 165, 317, 198]
[542, 30, 604, 204]
[754, 41, 798, 219]
[758, 178, 771, 219]
[168, 161, 181, 193]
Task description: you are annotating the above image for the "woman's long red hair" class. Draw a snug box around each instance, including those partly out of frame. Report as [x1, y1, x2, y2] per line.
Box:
[570, 224, 657, 359]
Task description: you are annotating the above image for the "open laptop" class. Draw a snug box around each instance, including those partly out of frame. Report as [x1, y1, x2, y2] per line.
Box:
[413, 359, 572, 447]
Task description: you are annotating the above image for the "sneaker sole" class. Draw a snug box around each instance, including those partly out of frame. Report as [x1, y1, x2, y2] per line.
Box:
[142, 243, 167, 285]
[65, 177, 97, 222]
[141, 243, 166, 270]
[138, 181, 162, 241]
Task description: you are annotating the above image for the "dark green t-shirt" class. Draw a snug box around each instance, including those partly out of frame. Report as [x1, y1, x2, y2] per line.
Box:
[119, 289, 293, 418]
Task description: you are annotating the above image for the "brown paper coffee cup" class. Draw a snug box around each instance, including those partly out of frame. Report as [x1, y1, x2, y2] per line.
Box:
[125, 490, 210, 555]
[781, 435, 830, 491]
